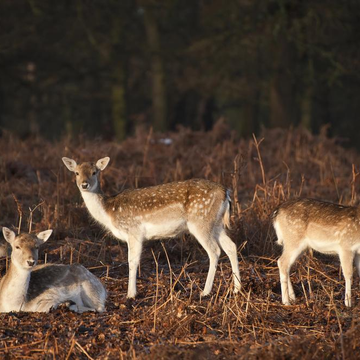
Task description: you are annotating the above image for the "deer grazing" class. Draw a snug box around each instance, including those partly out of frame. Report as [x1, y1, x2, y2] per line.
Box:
[273, 198, 360, 307]
[62, 156, 241, 298]
[0, 227, 106, 313]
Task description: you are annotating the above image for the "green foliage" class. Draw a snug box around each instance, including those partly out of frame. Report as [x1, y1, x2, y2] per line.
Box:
[0, 0, 360, 144]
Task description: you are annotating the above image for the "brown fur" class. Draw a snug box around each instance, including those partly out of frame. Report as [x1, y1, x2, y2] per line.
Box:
[273, 198, 360, 307]
[62, 156, 240, 298]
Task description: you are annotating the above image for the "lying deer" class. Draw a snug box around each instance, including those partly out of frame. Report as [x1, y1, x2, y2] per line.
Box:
[273, 198, 360, 307]
[0, 227, 106, 313]
[62, 156, 241, 298]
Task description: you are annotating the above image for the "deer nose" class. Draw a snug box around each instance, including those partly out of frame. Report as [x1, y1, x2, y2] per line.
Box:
[81, 182, 90, 190]
[27, 260, 35, 267]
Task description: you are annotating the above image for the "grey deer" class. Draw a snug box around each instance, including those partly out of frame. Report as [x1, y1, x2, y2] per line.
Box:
[62, 156, 241, 298]
[0, 227, 106, 312]
[273, 198, 360, 307]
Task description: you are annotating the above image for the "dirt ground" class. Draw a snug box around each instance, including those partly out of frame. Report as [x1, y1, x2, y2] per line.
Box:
[1, 124, 360, 359]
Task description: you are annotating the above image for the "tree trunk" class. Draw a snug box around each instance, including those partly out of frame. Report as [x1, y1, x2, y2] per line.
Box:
[142, 6, 167, 132]
[269, 34, 296, 128]
[300, 84, 313, 130]
[112, 65, 127, 140]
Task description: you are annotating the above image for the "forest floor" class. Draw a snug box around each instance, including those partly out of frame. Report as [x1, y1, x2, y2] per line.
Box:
[1, 123, 360, 359]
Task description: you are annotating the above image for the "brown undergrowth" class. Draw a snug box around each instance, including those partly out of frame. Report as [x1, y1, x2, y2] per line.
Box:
[1, 123, 360, 359]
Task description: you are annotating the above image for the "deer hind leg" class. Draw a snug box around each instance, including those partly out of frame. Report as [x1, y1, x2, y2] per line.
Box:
[278, 243, 305, 305]
[65, 288, 100, 313]
[46, 291, 88, 313]
[188, 222, 221, 296]
[339, 249, 354, 307]
[127, 235, 143, 298]
[287, 275, 296, 302]
[79, 279, 106, 312]
[218, 229, 241, 293]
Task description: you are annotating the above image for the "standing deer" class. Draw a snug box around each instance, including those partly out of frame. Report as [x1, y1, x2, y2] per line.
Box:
[273, 198, 360, 307]
[0, 227, 106, 313]
[62, 156, 241, 298]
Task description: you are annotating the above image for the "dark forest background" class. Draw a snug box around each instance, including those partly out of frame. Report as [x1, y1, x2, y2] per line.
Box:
[1, 0, 360, 146]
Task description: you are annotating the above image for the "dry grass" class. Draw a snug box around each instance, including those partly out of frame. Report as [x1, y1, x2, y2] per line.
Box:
[1, 123, 360, 359]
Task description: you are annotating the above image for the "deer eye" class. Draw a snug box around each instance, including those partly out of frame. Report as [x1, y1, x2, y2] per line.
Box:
[75, 172, 79, 176]
[15, 246, 20, 249]
[92, 171, 96, 176]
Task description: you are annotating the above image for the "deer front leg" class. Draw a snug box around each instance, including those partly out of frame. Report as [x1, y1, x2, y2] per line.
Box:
[339, 249, 354, 307]
[278, 256, 291, 305]
[127, 235, 143, 298]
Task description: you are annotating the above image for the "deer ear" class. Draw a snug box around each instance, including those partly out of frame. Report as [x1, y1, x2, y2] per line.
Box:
[62, 157, 77, 172]
[36, 230, 53, 244]
[2, 227, 16, 244]
[96, 157, 110, 171]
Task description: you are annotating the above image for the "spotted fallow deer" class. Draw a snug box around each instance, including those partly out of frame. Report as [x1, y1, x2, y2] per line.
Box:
[273, 198, 360, 307]
[62, 156, 241, 298]
[0, 227, 106, 313]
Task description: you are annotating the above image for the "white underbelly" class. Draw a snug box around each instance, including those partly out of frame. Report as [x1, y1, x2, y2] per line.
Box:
[144, 219, 187, 240]
[306, 237, 341, 255]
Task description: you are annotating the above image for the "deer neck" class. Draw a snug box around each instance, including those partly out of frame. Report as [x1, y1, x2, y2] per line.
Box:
[81, 190, 112, 228]
[0, 263, 30, 312]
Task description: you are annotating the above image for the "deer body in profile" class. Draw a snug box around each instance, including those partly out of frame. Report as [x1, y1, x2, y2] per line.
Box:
[62, 156, 241, 298]
[273, 198, 360, 307]
[0, 228, 106, 313]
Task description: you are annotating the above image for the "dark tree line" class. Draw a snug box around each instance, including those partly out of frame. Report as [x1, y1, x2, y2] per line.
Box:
[1, 0, 360, 146]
